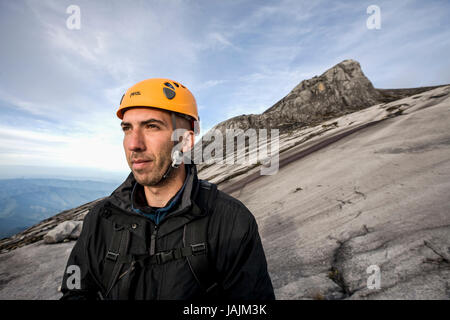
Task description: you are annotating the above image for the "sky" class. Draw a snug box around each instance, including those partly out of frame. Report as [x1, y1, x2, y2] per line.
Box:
[0, 0, 449, 181]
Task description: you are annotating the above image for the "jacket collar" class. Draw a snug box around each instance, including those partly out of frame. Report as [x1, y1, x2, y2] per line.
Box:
[131, 166, 191, 213]
[107, 164, 203, 221]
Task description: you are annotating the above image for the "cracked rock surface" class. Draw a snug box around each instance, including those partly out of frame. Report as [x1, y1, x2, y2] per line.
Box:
[231, 86, 450, 299]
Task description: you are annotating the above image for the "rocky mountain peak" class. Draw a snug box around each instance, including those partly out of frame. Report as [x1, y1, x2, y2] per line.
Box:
[263, 59, 382, 126]
[203, 59, 384, 141]
[289, 59, 369, 93]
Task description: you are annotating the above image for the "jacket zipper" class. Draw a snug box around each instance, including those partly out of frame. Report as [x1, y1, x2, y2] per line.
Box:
[150, 224, 158, 256]
[151, 223, 161, 299]
[152, 223, 165, 300]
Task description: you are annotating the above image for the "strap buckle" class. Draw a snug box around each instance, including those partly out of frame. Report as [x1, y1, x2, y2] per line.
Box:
[156, 250, 174, 264]
[191, 243, 207, 256]
[106, 251, 119, 261]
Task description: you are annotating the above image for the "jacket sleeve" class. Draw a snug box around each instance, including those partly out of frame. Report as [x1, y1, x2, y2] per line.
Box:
[214, 198, 275, 300]
[60, 208, 104, 300]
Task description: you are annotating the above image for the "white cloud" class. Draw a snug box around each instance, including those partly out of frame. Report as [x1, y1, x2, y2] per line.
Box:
[204, 32, 240, 51]
[196, 79, 228, 91]
[0, 123, 127, 171]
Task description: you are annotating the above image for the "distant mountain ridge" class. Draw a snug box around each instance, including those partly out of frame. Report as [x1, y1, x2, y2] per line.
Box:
[0, 178, 120, 239]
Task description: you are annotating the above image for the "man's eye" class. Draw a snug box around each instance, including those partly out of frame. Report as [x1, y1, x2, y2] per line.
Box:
[122, 127, 130, 132]
[146, 124, 158, 129]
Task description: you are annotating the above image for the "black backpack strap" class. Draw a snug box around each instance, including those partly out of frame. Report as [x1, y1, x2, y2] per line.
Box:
[101, 222, 130, 298]
[129, 243, 208, 266]
[183, 180, 219, 294]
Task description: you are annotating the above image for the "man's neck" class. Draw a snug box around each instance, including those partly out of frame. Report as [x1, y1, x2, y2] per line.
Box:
[143, 165, 187, 208]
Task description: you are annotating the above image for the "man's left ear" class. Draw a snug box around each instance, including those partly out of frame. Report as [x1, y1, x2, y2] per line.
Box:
[181, 130, 195, 153]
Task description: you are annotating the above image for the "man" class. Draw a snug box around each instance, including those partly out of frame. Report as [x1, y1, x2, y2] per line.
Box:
[60, 78, 275, 300]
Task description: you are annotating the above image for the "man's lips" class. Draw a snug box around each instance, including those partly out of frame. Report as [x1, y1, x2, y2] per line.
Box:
[131, 159, 152, 169]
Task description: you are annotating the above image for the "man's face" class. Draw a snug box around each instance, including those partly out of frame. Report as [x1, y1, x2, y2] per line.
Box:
[121, 107, 173, 186]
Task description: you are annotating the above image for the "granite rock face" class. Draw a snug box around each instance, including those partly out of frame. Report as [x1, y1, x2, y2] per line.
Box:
[230, 86, 450, 300]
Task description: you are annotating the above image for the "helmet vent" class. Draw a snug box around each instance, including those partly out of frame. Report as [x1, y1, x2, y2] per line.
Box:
[164, 82, 175, 90]
[163, 87, 176, 100]
[173, 82, 179, 87]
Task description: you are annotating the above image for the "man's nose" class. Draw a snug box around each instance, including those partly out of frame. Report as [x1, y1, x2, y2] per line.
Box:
[126, 130, 146, 151]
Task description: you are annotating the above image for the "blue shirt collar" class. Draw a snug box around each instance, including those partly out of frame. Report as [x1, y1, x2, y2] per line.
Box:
[131, 166, 191, 224]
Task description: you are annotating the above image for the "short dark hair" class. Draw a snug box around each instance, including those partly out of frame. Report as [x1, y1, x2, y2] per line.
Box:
[174, 112, 195, 132]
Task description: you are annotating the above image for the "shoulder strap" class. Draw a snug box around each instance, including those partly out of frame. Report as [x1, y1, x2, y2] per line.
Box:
[183, 180, 219, 295]
[198, 180, 218, 215]
[100, 208, 131, 299]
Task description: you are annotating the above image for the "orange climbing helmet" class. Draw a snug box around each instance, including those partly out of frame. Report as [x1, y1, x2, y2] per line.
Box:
[116, 78, 199, 122]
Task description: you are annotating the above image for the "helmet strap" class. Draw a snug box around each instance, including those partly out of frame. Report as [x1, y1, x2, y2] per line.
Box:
[161, 112, 183, 181]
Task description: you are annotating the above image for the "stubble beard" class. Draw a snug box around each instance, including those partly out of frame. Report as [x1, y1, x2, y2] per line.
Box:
[129, 147, 173, 187]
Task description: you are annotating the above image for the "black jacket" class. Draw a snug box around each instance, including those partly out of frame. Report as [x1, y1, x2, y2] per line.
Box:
[60, 165, 275, 300]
